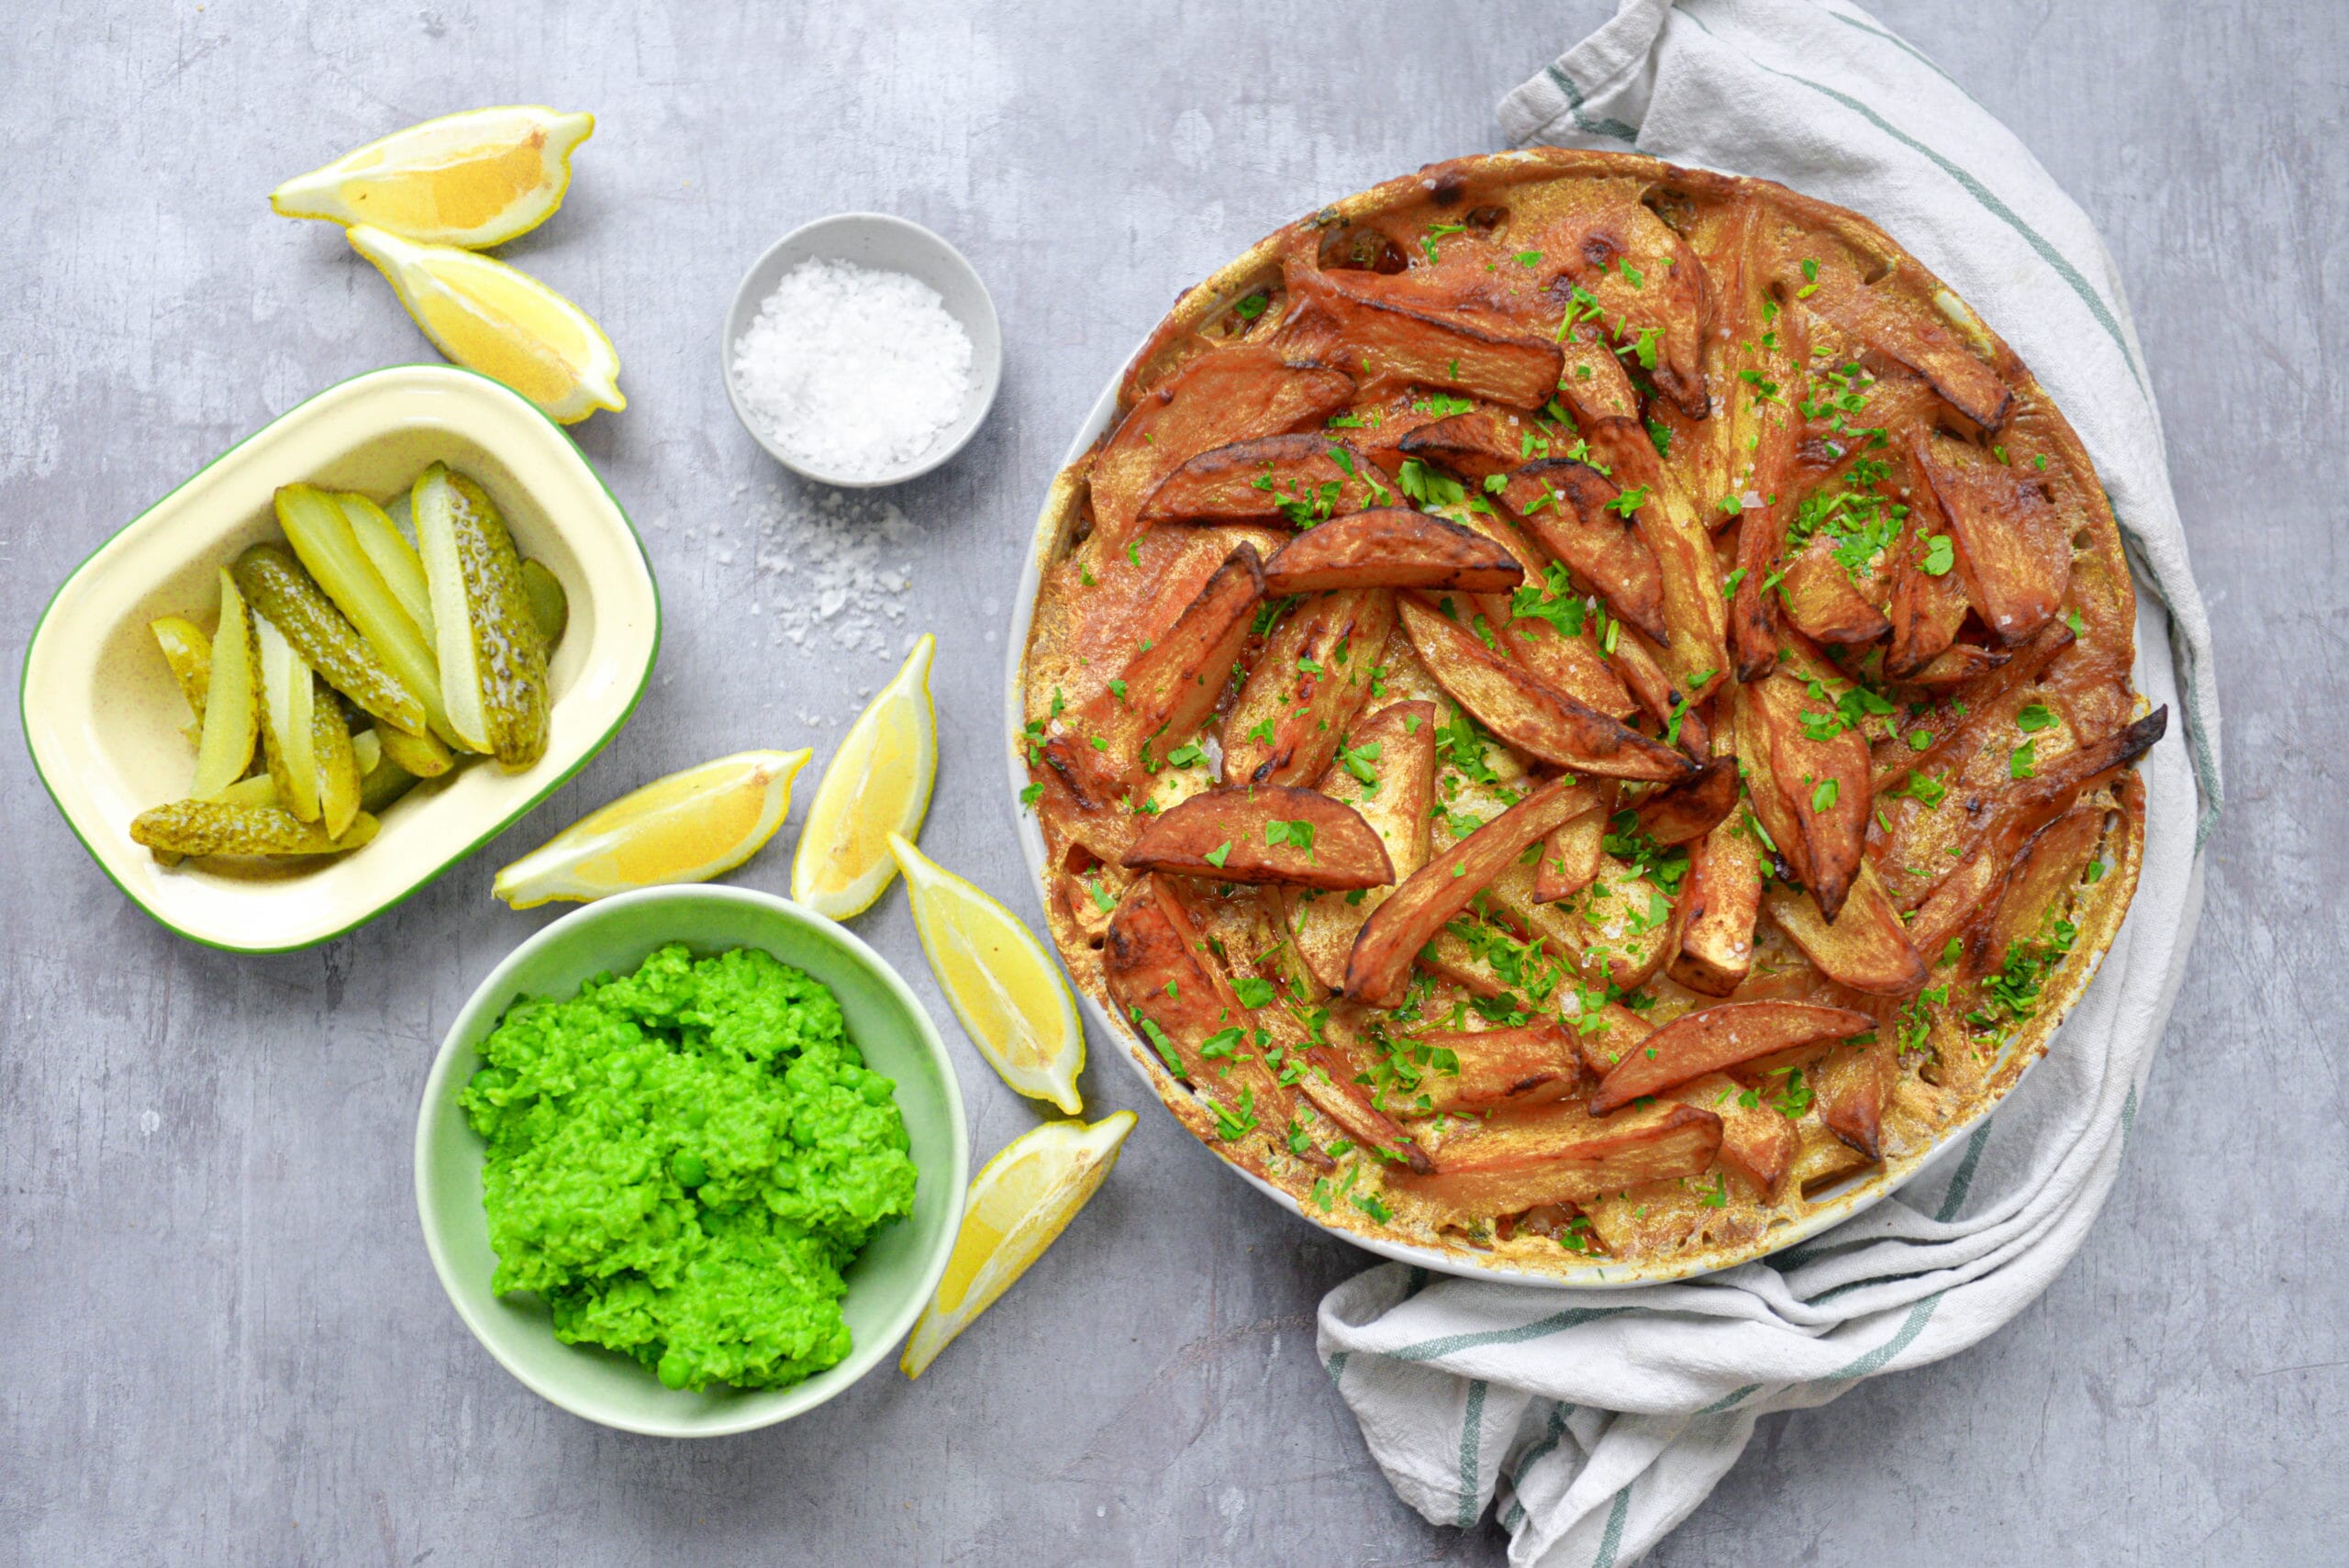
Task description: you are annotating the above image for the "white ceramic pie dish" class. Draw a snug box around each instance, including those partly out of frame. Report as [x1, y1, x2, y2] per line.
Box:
[21, 364, 661, 953]
[996, 350, 2099, 1289]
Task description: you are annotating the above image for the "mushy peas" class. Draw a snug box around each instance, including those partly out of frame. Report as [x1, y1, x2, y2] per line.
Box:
[462, 943, 917, 1391]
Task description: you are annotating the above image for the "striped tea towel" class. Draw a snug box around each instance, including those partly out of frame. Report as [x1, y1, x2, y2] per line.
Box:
[1315, 2, 2222, 1562]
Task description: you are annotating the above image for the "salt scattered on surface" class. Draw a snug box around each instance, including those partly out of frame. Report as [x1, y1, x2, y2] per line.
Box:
[730, 258, 974, 480]
[742, 482, 918, 662]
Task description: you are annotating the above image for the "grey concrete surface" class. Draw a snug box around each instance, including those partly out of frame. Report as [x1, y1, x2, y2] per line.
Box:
[3, 3, 2340, 1563]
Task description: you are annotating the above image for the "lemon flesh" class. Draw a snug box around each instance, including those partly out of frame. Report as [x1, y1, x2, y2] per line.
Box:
[270, 106, 594, 250]
[347, 225, 624, 424]
[492, 749, 811, 908]
[791, 635, 938, 919]
[890, 833, 1085, 1115]
[899, 1112, 1135, 1380]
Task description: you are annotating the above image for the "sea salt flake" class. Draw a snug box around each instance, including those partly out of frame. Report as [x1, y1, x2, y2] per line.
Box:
[730, 259, 974, 481]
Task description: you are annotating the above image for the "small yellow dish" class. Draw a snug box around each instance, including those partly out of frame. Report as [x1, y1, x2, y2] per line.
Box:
[19, 364, 660, 952]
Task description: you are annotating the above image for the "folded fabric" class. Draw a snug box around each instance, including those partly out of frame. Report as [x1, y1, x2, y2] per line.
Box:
[1315, 3, 2221, 1562]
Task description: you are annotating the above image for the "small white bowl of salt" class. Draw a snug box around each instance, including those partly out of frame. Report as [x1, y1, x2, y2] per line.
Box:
[723, 213, 1001, 487]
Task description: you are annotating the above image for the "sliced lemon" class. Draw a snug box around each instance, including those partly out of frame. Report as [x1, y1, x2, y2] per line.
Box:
[899, 1112, 1135, 1380]
[890, 833, 1085, 1115]
[790, 636, 938, 919]
[347, 225, 624, 424]
[492, 749, 810, 908]
[271, 106, 594, 250]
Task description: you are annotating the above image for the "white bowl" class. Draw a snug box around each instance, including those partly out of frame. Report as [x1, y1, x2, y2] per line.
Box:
[997, 349, 2051, 1289]
[720, 213, 1002, 487]
[20, 364, 661, 953]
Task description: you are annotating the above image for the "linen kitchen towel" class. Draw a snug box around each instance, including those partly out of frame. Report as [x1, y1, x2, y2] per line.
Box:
[1315, 2, 2222, 1562]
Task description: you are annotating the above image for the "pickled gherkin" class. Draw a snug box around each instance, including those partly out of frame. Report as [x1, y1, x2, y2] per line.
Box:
[275, 484, 460, 748]
[150, 616, 212, 736]
[232, 541, 428, 738]
[520, 558, 567, 648]
[131, 797, 379, 857]
[414, 463, 550, 773]
[314, 685, 362, 839]
[338, 490, 434, 639]
[191, 569, 261, 798]
[359, 751, 418, 814]
[373, 719, 453, 777]
[254, 614, 320, 821]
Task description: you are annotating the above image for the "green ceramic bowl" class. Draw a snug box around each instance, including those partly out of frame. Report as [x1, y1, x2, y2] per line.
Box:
[415, 885, 969, 1436]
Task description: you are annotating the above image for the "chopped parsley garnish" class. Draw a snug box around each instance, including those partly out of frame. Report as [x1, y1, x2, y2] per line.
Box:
[2016, 703, 2058, 733]
[1810, 779, 1840, 812]
[1232, 975, 1276, 1009]
[2009, 741, 2037, 780]
[1922, 534, 1956, 576]
[1233, 291, 1269, 320]
[1203, 840, 1232, 870]
[1264, 819, 1318, 855]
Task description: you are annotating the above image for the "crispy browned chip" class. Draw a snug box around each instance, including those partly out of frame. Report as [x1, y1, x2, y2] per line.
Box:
[1635, 753, 1740, 847]
[1260, 509, 1523, 596]
[1669, 1071, 1798, 1197]
[1121, 784, 1395, 890]
[1905, 706, 2165, 951]
[1392, 1101, 1723, 1218]
[1344, 772, 1602, 1007]
[1496, 461, 1669, 644]
[1297, 1045, 1432, 1172]
[1397, 404, 1542, 479]
[1442, 506, 1634, 719]
[1743, 668, 1871, 919]
[1528, 193, 1711, 418]
[1763, 864, 1929, 997]
[1397, 594, 1696, 783]
[1912, 432, 2072, 646]
[1778, 535, 1893, 646]
[1221, 587, 1394, 787]
[1284, 238, 1564, 408]
[1790, 251, 2012, 435]
[1091, 349, 1354, 550]
[1812, 1040, 1896, 1161]
[1408, 1023, 1589, 1113]
[1137, 433, 1392, 528]
[1548, 325, 1655, 483]
[1667, 812, 1764, 996]
[1963, 801, 2104, 980]
[1590, 999, 1875, 1115]
[1532, 793, 1609, 904]
[1875, 618, 2074, 790]
[1042, 544, 1264, 808]
[1885, 522, 1972, 679]
[1288, 699, 1438, 992]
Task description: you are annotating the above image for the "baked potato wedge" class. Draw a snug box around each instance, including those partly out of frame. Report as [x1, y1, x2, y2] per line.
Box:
[1666, 811, 1765, 996]
[1092, 345, 1355, 548]
[1397, 593, 1695, 783]
[1393, 1101, 1723, 1218]
[1912, 431, 2071, 646]
[1221, 585, 1393, 787]
[1788, 250, 2011, 436]
[1496, 461, 1668, 644]
[1764, 863, 1930, 997]
[1137, 433, 1391, 528]
[1260, 508, 1521, 596]
[1408, 1023, 1588, 1113]
[1590, 999, 1874, 1116]
[1343, 772, 1602, 1006]
[1288, 699, 1438, 991]
[1042, 543, 1265, 809]
[1669, 1071, 1798, 1198]
[1634, 753, 1740, 847]
[1120, 784, 1394, 890]
[1743, 668, 1871, 919]
[1532, 792, 1609, 904]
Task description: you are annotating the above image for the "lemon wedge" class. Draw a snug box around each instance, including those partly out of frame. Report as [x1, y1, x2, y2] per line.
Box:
[890, 833, 1085, 1115]
[271, 106, 594, 250]
[899, 1112, 1135, 1379]
[347, 225, 624, 424]
[492, 749, 810, 908]
[790, 635, 938, 918]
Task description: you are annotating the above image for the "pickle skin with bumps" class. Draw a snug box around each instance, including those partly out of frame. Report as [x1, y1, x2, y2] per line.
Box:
[414, 464, 551, 773]
[132, 799, 380, 857]
[232, 541, 428, 738]
[275, 484, 461, 748]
